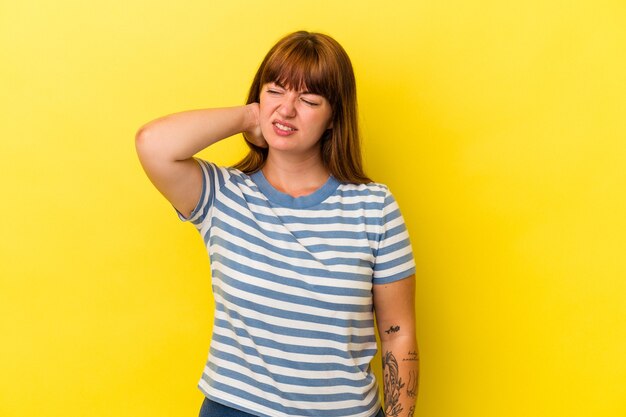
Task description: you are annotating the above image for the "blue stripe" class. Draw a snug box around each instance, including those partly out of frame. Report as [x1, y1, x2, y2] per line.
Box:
[212, 206, 297, 243]
[215, 271, 371, 313]
[210, 334, 376, 372]
[211, 215, 375, 256]
[213, 193, 384, 240]
[212, 329, 377, 363]
[276, 228, 379, 242]
[213, 275, 374, 322]
[207, 350, 372, 387]
[374, 252, 416, 273]
[335, 187, 387, 199]
[313, 200, 385, 211]
[212, 251, 372, 296]
[377, 237, 413, 258]
[258, 213, 383, 227]
[300, 243, 373, 254]
[206, 360, 371, 401]
[213, 303, 375, 344]
[211, 239, 373, 284]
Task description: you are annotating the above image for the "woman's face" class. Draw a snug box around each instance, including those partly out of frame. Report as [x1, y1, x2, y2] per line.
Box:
[259, 82, 333, 157]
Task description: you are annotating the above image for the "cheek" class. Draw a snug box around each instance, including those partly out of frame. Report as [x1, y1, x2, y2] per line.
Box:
[259, 117, 273, 137]
[315, 106, 333, 129]
[323, 114, 333, 130]
[315, 112, 333, 132]
[258, 102, 273, 124]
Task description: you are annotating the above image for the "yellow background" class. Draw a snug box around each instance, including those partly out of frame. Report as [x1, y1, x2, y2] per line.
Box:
[1, 1, 625, 416]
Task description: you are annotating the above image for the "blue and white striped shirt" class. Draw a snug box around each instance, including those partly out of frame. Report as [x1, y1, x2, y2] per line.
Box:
[181, 159, 415, 417]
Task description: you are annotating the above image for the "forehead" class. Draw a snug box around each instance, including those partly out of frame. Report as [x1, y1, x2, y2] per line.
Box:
[262, 56, 329, 96]
[268, 81, 318, 95]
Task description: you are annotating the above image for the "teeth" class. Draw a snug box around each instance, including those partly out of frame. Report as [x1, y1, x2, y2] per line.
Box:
[275, 122, 295, 131]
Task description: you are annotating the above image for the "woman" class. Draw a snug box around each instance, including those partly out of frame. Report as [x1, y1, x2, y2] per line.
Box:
[136, 31, 418, 417]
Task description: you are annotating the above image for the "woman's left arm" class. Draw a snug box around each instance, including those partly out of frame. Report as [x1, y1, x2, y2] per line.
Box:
[373, 275, 419, 417]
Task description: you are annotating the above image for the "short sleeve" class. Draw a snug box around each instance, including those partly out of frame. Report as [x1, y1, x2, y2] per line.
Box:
[372, 188, 416, 284]
[176, 158, 223, 227]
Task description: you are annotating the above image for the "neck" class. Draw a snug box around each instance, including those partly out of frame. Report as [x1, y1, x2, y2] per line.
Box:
[262, 150, 329, 198]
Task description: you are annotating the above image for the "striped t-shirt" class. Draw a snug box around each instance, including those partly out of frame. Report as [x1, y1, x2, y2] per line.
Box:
[180, 159, 415, 417]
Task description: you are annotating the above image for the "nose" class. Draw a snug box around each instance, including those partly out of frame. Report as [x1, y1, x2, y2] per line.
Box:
[277, 95, 297, 118]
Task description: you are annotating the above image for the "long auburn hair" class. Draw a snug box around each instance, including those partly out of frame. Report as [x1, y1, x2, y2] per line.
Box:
[233, 31, 371, 184]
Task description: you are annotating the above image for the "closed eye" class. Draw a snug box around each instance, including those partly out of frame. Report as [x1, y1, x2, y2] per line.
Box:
[301, 98, 319, 106]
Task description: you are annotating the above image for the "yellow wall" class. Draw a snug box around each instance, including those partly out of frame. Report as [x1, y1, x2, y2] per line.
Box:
[1, 1, 625, 416]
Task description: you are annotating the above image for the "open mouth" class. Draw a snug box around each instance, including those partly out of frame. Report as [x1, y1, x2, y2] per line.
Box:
[273, 121, 297, 132]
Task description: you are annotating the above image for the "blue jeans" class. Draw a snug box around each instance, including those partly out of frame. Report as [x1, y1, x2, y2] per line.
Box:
[199, 397, 257, 417]
[199, 397, 385, 417]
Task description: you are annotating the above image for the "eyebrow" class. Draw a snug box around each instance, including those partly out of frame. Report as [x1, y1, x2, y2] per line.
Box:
[273, 81, 313, 95]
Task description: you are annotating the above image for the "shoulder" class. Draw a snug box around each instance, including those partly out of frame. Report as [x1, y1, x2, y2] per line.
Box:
[332, 180, 395, 208]
[195, 158, 250, 184]
[336, 180, 389, 198]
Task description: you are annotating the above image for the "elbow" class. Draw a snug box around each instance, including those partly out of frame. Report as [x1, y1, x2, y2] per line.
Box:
[135, 124, 151, 152]
[135, 117, 176, 160]
[135, 123, 161, 161]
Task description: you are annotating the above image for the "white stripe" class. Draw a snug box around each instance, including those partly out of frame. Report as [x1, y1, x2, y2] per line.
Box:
[374, 260, 416, 279]
[219, 196, 382, 233]
[209, 339, 374, 380]
[295, 236, 376, 249]
[210, 306, 376, 352]
[212, 251, 373, 291]
[376, 240, 413, 263]
[382, 214, 405, 232]
[212, 269, 373, 321]
[212, 227, 375, 276]
[204, 369, 379, 412]
[253, 206, 384, 219]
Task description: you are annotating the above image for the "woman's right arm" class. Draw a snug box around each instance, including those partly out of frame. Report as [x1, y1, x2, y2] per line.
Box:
[135, 104, 262, 217]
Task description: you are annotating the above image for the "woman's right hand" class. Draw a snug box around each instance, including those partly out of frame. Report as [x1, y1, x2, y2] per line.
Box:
[243, 103, 267, 148]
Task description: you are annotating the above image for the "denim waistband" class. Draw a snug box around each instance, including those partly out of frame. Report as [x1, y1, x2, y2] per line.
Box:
[199, 397, 385, 417]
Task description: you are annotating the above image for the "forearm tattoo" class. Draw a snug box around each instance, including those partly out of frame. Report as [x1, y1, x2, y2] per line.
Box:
[385, 325, 400, 334]
[407, 370, 418, 398]
[383, 351, 405, 417]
